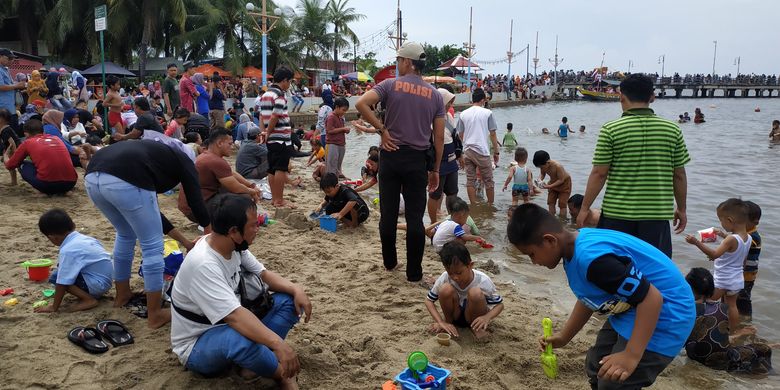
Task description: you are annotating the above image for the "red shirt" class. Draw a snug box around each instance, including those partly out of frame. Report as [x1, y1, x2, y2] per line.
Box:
[179, 75, 197, 112]
[325, 113, 346, 146]
[5, 134, 77, 182]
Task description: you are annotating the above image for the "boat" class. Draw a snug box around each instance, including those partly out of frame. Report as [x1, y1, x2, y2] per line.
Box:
[577, 86, 620, 101]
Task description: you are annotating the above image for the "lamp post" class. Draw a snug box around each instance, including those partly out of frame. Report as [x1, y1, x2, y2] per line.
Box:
[658, 55, 665, 80]
[246, 2, 282, 87]
[712, 40, 717, 76]
[628, 60, 633, 73]
[548, 35, 563, 86]
[734, 56, 740, 76]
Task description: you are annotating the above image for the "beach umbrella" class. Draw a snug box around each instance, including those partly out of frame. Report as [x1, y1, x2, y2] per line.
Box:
[193, 63, 232, 77]
[339, 71, 373, 82]
[373, 65, 396, 83]
[80, 61, 136, 77]
[423, 75, 458, 84]
[436, 54, 482, 71]
[242, 66, 272, 79]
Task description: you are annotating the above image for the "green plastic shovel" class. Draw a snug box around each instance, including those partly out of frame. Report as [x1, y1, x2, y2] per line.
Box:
[541, 317, 558, 379]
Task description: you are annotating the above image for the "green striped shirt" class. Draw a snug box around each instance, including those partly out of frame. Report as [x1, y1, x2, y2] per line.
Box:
[593, 108, 690, 220]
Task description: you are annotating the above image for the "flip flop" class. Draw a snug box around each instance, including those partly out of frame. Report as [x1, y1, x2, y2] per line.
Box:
[67, 327, 109, 354]
[96, 320, 134, 347]
[124, 294, 148, 319]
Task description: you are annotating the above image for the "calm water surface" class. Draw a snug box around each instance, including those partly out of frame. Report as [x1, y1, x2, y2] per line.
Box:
[340, 98, 779, 386]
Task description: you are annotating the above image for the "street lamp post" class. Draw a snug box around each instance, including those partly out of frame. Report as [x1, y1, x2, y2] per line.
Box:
[712, 40, 717, 76]
[246, 2, 282, 87]
[734, 56, 740, 76]
[658, 55, 665, 80]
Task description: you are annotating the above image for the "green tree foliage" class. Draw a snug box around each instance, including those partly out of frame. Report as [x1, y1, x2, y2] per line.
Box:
[326, 0, 365, 74]
[422, 43, 467, 75]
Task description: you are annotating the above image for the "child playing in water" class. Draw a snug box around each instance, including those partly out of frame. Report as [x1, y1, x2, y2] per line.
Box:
[737, 201, 761, 319]
[685, 198, 751, 335]
[508, 204, 695, 389]
[769, 119, 780, 142]
[35, 209, 113, 313]
[502, 122, 517, 147]
[425, 198, 484, 252]
[315, 173, 369, 228]
[579, 125, 586, 133]
[533, 150, 572, 220]
[426, 241, 503, 340]
[568, 194, 601, 227]
[558, 117, 570, 139]
[502, 147, 532, 205]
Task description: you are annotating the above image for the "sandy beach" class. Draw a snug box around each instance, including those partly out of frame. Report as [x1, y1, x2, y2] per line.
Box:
[0, 156, 744, 390]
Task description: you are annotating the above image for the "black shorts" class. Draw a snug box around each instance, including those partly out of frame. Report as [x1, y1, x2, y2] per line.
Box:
[429, 170, 458, 200]
[453, 300, 470, 328]
[267, 142, 291, 174]
[597, 216, 672, 258]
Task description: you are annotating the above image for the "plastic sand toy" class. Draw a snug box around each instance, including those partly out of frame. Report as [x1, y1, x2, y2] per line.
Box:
[475, 238, 494, 249]
[0, 288, 13, 296]
[541, 317, 559, 379]
[32, 300, 48, 308]
[43, 289, 55, 298]
[4, 298, 19, 307]
[394, 351, 452, 389]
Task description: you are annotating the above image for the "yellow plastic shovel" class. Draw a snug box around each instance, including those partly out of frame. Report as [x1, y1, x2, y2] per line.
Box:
[541, 317, 558, 379]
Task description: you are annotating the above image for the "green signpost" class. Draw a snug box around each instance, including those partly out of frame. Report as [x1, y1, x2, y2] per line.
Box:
[95, 5, 108, 134]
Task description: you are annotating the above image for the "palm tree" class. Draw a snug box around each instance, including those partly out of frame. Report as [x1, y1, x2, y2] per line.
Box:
[176, 0, 249, 74]
[109, 0, 186, 81]
[292, 0, 332, 73]
[0, 0, 54, 56]
[326, 0, 364, 75]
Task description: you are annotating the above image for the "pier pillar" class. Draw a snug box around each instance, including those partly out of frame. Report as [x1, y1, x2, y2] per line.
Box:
[743, 89, 750, 97]
[708, 89, 715, 97]
[755, 89, 762, 97]
[692, 88, 699, 97]
[675, 88, 682, 98]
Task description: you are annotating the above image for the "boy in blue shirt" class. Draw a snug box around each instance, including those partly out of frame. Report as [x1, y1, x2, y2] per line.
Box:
[557, 116, 570, 138]
[508, 204, 694, 389]
[34, 209, 113, 313]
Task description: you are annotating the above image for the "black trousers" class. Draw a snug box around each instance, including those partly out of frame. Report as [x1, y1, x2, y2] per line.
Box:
[378, 147, 428, 281]
[597, 216, 673, 258]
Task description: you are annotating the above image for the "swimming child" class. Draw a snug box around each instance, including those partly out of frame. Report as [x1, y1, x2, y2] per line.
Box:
[502, 147, 532, 205]
[35, 209, 113, 313]
[579, 125, 586, 133]
[685, 198, 751, 335]
[737, 201, 761, 318]
[425, 241, 503, 340]
[315, 172, 369, 228]
[425, 198, 484, 252]
[684, 267, 772, 374]
[568, 194, 601, 227]
[678, 114, 685, 123]
[533, 150, 572, 220]
[558, 116, 570, 138]
[508, 204, 695, 389]
[683, 112, 691, 122]
[502, 122, 517, 147]
[541, 127, 550, 134]
[769, 120, 780, 142]
[694, 108, 705, 124]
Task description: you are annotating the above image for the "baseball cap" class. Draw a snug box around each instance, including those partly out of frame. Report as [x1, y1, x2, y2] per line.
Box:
[0, 48, 16, 58]
[396, 42, 426, 61]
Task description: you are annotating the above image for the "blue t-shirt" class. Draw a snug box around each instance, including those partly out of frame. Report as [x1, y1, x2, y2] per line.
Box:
[0, 66, 15, 112]
[195, 85, 210, 115]
[56, 231, 113, 297]
[564, 228, 695, 357]
[558, 123, 569, 138]
[208, 88, 225, 111]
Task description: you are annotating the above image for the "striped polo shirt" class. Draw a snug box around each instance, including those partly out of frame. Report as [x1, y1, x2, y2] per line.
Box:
[593, 108, 690, 220]
[259, 85, 291, 144]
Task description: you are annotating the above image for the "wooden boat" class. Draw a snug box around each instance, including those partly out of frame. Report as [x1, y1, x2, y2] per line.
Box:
[578, 87, 620, 101]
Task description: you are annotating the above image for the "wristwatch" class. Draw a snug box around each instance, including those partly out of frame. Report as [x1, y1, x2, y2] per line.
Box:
[376, 127, 385, 135]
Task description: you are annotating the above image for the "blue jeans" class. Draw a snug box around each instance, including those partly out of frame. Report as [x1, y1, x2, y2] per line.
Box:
[19, 161, 76, 195]
[85, 172, 164, 292]
[185, 293, 300, 377]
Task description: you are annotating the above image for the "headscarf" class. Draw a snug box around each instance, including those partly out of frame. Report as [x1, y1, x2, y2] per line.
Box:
[31, 70, 41, 81]
[70, 71, 83, 87]
[191, 73, 204, 86]
[42, 110, 64, 128]
[63, 109, 78, 126]
[45, 72, 62, 94]
[19, 104, 37, 125]
[16, 73, 28, 82]
[239, 113, 251, 124]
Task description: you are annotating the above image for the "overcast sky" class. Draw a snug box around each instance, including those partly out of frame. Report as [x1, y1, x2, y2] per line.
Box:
[272, 0, 779, 76]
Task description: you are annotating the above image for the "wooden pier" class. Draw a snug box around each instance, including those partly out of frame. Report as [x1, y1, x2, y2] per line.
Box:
[561, 80, 780, 98]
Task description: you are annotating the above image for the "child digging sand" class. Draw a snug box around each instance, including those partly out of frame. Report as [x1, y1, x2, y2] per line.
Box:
[426, 241, 503, 340]
[533, 150, 572, 220]
[509, 204, 695, 389]
[35, 209, 113, 313]
[685, 198, 751, 335]
[502, 147, 532, 205]
[315, 172, 369, 228]
[425, 198, 485, 252]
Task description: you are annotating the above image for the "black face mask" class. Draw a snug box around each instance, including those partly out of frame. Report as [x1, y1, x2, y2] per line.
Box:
[234, 239, 250, 253]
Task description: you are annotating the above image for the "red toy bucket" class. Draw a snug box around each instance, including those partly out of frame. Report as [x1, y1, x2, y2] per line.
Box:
[22, 259, 53, 282]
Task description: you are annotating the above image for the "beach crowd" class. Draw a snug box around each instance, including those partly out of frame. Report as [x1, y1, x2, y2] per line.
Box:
[2, 40, 778, 389]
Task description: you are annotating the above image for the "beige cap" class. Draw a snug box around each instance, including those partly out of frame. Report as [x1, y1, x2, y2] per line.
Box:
[437, 88, 455, 105]
[396, 41, 426, 61]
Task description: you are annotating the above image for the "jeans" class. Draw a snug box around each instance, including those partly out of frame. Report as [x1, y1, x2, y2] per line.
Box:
[49, 96, 72, 111]
[291, 95, 304, 110]
[378, 148, 428, 281]
[19, 161, 76, 195]
[85, 172, 164, 292]
[185, 293, 300, 377]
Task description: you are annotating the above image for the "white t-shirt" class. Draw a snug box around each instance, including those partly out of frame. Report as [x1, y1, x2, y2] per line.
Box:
[457, 105, 497, 156]
[170, 236, 267, 365]
[427, 269, 503, 308]
[431, 220, 466, 253]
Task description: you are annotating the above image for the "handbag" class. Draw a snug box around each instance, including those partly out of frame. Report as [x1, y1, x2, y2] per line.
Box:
[237, 265, 274, 321]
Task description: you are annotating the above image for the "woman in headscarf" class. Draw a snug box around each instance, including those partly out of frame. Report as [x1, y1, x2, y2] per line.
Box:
[192, 73, 210, 117]
[233, 113, 259, 144]
[46, 71, 72, 111]
[61, 108, 87, 145]
[71, 71, 90, 103]
[42, 109, 92, 168]
[153, 80, 163, 100]
[26, 70, 48, 104]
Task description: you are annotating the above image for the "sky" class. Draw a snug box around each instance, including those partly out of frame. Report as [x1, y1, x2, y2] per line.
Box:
[272, 0, 780, 76]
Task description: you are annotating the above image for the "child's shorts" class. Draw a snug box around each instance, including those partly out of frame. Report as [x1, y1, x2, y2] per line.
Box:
[49, 269, 91, 296]
[453, 300, 471, 328]
[511, 184, 530, 197]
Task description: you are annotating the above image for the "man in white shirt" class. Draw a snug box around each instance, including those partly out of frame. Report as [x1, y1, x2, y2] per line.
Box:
[457, 88, 500, 205]
[170, 194, 312, 389]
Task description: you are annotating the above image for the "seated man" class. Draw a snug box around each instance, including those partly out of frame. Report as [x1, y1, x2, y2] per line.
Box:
[170, 194, 312, 389]
[236, 128, 269, 181]
[178, 128, 261, 223]
[4, 119, 77, 195]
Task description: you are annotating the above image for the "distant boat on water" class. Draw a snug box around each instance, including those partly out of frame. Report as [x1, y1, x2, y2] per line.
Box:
[578, 87, 620, 101]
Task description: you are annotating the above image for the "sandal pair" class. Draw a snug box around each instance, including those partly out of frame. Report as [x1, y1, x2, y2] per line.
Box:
[67, 320, 134, 354]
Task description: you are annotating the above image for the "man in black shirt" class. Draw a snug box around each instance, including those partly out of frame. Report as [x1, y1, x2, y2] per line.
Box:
[113, 97, 164, 141]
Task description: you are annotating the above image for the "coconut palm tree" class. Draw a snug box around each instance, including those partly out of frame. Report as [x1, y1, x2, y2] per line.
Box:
[292, 0, 332, 73]
[326, 0, 365, 76]
[176, 0, 249, 74]
[0, 0, 54, 56]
